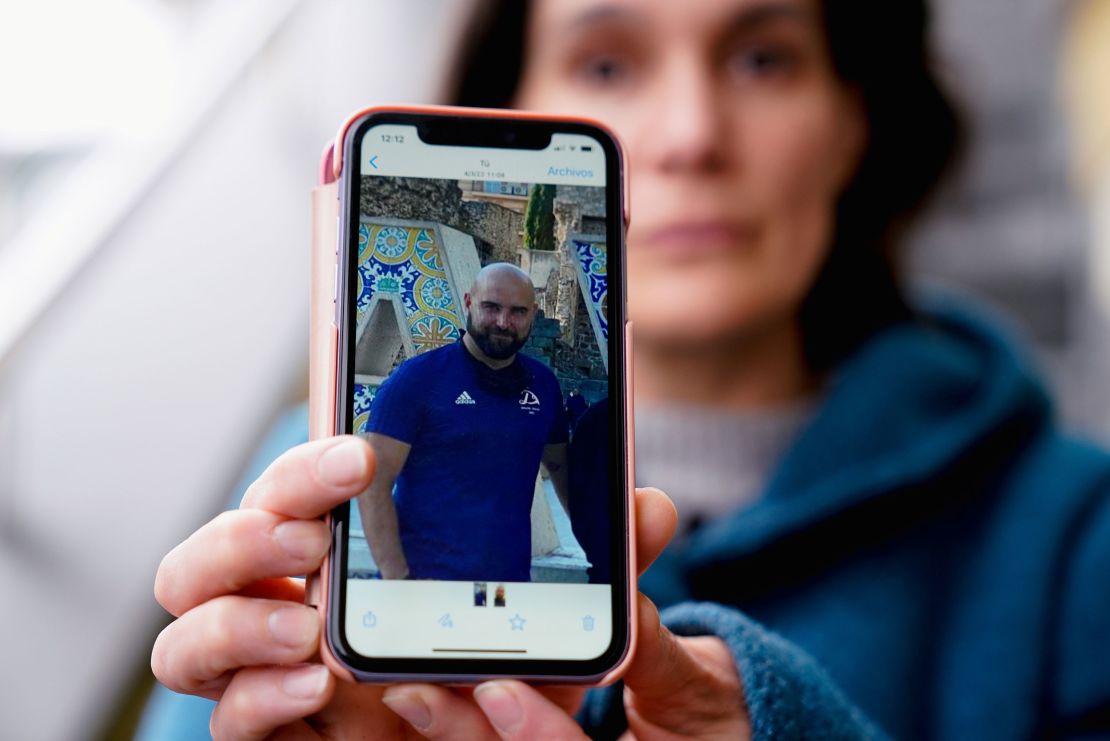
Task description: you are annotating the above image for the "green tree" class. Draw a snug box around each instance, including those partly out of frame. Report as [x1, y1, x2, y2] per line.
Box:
[524, 183, 556, 251]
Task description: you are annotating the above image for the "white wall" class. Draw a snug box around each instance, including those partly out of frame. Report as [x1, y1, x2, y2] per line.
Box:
[0, 1, 473, 738]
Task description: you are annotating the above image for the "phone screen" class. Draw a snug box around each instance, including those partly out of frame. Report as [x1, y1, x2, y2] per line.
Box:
[330, 113, 628, 678]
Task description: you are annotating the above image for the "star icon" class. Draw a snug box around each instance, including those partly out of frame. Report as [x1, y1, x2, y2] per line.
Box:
[508, 613, 526, 631]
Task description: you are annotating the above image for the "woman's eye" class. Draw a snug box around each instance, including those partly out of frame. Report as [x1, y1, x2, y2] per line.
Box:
[729, 46, 796, 79]
[577, 55, 631, 85]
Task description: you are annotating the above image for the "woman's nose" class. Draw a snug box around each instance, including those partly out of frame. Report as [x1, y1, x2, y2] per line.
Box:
[641, 55, 730, 173]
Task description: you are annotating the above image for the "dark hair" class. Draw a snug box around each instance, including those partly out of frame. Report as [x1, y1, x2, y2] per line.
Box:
[449, 0, 963, 370]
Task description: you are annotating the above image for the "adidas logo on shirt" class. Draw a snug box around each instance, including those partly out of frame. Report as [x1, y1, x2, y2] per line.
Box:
[455, 391, 476, 405]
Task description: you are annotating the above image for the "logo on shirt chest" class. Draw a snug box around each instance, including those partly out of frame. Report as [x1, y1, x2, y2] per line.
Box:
[519, 389, 541, 415]
[455, 391, 476, 405]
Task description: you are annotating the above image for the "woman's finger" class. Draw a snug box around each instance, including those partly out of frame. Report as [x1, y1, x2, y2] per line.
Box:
[473, 681, 591, 741]
[534, 685, 587, 716]
[156, 436, 373, 617]
[382, 681, 592, 741]
[208, 664, 334, 741]
[382, 684, 497, 741]
[622, 594, 748, 737]
[240, 436, 375, 517]
[151, 596, 320, 695]
[155, 508, 328, 617]
[635, 487, 678, 576]
[624, 593, 725, 701]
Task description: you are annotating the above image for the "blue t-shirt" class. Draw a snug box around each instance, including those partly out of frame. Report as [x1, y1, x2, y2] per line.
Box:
[366, 340, 568, 581]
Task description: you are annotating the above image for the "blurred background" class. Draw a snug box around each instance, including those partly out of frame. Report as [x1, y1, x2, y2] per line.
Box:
[0, 0, 1107, 738]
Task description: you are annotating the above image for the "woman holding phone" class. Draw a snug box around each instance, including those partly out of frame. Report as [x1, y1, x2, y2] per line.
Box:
[152, 0, 1110, 738]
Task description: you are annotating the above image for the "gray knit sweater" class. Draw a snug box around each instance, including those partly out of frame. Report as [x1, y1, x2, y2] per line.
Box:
[634, 400, 816, 532]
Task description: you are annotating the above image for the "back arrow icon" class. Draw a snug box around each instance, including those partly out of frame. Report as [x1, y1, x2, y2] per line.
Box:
[369, 155, 379, 169]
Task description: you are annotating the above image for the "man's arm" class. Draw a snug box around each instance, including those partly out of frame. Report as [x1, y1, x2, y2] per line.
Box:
[541, 442, 570, 512]
[356, 432, 412, 579]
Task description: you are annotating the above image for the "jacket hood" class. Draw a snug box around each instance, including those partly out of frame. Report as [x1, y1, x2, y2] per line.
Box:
[683, 297, 1052, 593]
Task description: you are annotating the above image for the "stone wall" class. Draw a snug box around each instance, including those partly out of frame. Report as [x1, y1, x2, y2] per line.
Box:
[545, 241, 579, 346]
[520, 249, 561, 314]
[549, 186, 608, 346]
[522, 309, 608, 405]
[459, 199, 523, 265]
[359, 175, 462, 225]
[554, 185, 606, 231]
[361, 175, 524, 270]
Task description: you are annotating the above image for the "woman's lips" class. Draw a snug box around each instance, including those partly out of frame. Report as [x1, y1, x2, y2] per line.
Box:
[639, 221, 759, 257]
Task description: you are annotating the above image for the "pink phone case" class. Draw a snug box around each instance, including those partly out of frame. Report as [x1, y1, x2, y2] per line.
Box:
[307, 105, 636, 686]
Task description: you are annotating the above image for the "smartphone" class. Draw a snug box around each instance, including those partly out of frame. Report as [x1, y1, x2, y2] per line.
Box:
[309, 106, 634, 684]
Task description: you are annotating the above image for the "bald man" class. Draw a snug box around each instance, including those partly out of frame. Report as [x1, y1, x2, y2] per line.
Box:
[357, 263, 570, 582]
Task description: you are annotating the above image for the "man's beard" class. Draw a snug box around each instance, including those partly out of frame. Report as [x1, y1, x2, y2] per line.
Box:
[466, 314, 529, 360]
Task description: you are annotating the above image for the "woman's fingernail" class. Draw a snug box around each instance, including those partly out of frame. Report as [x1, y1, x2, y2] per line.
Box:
[382, 690, 433, 731]
[273, 520, 328, 560]
[317, 438, 368, 486]
[268, 606, 317, 647]
[475, 682, 523, 733]
[282, 664, 329, 699]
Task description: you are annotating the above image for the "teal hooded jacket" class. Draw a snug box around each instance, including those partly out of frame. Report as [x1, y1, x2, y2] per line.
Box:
[585, 302, 1110, 739]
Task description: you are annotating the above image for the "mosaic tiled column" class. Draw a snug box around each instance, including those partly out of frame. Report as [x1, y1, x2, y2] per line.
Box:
[570, 235, 608, 370]
[352, 218, 481, 433]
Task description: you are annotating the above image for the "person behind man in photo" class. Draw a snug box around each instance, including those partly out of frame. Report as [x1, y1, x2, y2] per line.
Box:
[357, 262, 570, 582]
[566, 396, 611, 584]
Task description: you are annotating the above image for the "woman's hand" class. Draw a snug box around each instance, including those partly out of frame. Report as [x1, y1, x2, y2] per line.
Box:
[153, 436, 397, 738]
[151, 436, 749, 739]
[383, 595, 749, 740]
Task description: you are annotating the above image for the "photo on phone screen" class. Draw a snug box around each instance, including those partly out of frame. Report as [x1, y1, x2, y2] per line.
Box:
[332, 116, 626, 671]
